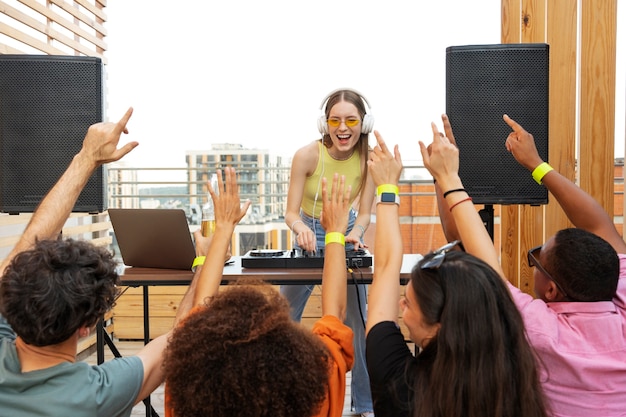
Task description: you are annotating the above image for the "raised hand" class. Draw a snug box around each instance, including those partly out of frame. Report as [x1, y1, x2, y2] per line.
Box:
[419, 120, 461, 192]
[320, 174, 350, 320]
[209, 167, 251, 231]
[193, 167, 251, 306]
[80, 107, 138, 166]
[367, 130, 403, 187]
[503, 114, 544, 172]
[319, 174, 351, 235]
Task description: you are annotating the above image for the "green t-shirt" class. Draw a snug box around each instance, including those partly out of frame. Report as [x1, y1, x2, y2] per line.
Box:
[0, 315, 144, 417]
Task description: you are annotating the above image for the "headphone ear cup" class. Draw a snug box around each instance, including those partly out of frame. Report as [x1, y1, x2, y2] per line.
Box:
[361, 114, 374, 134]
[317, 114, 328, 135]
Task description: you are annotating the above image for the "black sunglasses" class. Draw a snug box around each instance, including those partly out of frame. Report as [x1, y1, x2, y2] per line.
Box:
[420, 240, 461, 269]
[527, 245, 571, 299]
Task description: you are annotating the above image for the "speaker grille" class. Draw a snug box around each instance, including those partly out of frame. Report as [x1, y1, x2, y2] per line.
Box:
[446, 44, 549, 205]
[0, 55, 104, 213]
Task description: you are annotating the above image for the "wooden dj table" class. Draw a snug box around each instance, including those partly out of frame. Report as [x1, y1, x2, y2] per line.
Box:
[118, 253, 420, 286]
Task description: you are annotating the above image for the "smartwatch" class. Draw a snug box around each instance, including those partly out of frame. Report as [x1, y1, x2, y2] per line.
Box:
[376, 192, 400, 205]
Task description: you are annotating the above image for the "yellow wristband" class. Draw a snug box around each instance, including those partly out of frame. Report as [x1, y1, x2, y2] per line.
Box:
[531, 162, 553, 184]
[325, 232, 345, 246]
[191, 256, 206, 271]
[376, 184, 399, 195]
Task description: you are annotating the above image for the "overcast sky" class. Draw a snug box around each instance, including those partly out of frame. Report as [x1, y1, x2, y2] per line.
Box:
[103, 1, 625, 178]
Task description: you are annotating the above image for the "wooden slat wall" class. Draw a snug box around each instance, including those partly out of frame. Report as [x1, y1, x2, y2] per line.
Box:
[0, 0, 107, 61]
[500, 0, 616, 292]
[0, 213, 112, 264]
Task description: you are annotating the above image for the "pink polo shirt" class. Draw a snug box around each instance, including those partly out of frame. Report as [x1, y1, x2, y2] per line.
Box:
[508, 254, 626, 417]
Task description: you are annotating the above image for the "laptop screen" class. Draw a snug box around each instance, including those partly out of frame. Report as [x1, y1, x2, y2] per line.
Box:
[108, 208, 196, 270]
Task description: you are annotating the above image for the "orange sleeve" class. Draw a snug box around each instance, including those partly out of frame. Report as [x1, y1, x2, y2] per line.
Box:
[311, 315, 354, 417]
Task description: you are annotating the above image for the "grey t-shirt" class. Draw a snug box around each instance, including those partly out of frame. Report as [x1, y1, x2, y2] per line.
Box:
[0, 315, 144, 417]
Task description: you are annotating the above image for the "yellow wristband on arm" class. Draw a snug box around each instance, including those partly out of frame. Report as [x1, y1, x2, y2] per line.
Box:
[325, 232, 345, 246]
[531, 162, 554, 185]
[376, 184, 399, 195]
[191, 256, 206, 272]
[376, 184, 400, 205]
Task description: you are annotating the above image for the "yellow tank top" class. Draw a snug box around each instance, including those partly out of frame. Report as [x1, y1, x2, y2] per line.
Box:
[301, 141, 362, 218]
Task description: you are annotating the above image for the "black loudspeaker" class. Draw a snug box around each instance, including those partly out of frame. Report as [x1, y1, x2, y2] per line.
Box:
[0, 55, 105, 213]
[446, 43, 549, 205]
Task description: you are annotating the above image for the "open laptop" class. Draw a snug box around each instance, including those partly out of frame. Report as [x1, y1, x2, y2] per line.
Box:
[108, 208, 196, 270]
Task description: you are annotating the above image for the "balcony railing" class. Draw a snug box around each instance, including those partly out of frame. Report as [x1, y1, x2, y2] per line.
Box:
[106, 163, 439, 223]
[106, 163, 624, 258]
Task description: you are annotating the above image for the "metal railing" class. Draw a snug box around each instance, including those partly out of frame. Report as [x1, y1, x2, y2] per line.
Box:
[106, 164, 624, 256]
[106, 164, 438, 224]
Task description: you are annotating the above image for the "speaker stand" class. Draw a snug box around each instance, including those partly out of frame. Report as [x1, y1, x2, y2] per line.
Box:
[479, 204, 495, 242]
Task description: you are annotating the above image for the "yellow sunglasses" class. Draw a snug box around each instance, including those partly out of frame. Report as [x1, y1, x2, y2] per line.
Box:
[327, 118, 360, 128]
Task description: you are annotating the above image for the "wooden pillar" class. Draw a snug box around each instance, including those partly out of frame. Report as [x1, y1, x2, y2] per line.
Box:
[500, 0, 616, 292]
[545, 0, 577, 238]
[579, 0, 617, 215]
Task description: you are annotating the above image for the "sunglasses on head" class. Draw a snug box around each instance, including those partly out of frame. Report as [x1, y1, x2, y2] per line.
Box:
[420, 240, 461, 270]
[527, 245, 571, 299]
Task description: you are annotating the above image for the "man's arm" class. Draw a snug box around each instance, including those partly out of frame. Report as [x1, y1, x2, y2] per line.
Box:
[0, 108, 137, 276]
[504, 114, 626, 254]
[319, 174, 351, 320]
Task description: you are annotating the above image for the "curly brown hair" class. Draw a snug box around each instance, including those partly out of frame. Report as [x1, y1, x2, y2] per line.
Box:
[0, 238, 119, 346]
[164, 281, 331, 417]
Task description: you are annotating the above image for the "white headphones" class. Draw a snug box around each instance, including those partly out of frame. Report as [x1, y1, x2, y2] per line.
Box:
[317, 88, 374, 135]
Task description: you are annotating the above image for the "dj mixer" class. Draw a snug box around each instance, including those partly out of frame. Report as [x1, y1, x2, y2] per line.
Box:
[241, 248, 373, 269]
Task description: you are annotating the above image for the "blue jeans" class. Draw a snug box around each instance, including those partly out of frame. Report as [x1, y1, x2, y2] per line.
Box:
[280, 210, 373, 413]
